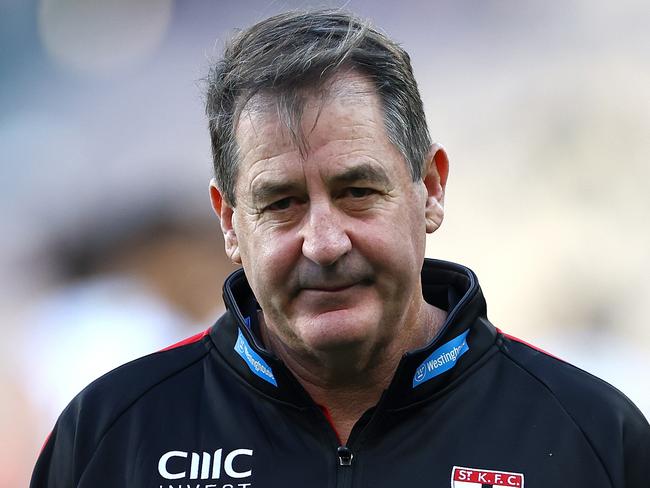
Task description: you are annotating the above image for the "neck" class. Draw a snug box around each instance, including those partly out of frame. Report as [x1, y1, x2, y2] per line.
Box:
[259, 300, 447, 444]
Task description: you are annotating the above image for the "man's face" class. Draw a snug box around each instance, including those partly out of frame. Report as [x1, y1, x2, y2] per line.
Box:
[214, 72, 446, 358]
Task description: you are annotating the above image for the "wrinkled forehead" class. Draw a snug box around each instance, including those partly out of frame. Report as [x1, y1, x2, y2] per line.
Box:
[230, 70, 402, 204]
[235, 70, 380, 146]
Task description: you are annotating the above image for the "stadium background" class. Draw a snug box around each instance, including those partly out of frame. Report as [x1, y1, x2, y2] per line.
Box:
[2, 0, 649, 484]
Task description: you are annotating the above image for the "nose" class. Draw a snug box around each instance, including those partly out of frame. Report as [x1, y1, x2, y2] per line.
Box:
[301, 203, 352, 267]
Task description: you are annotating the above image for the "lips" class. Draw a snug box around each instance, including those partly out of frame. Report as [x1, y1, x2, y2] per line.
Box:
[302, 283, 357, 292]
[300, 276, 375, 294]
[293, 258, 374, 296]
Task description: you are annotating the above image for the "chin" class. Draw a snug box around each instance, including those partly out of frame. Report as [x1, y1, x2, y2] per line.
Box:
[296, 308, 381, 353]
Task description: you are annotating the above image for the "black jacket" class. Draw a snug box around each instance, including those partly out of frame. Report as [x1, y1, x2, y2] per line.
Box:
[31, 259, 650, 487]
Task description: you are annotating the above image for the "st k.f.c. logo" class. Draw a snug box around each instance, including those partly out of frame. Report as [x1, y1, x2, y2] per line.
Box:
[451, 466, 524, 488]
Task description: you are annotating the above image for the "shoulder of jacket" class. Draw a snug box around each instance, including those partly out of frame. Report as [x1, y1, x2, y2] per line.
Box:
[32, 327, 216, 486]
[495, 331, 644, 420]
[496, 330, 650, 484]
[59, 327, 213, 447]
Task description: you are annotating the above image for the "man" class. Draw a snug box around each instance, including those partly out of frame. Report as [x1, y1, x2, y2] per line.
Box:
[32, 9, 649, 488]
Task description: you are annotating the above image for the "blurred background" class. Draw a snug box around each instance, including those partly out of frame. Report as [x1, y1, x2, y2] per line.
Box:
[2, 0, 649, 483]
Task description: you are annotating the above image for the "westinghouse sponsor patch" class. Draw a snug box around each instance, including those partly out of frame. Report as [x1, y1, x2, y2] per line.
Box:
[412, 330, 469, 387]
[234, 329, 277, 386]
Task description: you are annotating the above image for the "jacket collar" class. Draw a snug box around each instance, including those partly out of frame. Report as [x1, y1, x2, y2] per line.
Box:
[211, 258, 497, 409]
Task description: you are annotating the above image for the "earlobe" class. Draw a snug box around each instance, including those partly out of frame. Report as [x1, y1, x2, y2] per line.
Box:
[209, 180, 241, 264]
[423, 144, 450, 234]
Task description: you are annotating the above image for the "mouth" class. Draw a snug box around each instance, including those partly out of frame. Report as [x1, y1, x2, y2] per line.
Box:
[302, 284, 356, 293]
[300, 278, 372, 293]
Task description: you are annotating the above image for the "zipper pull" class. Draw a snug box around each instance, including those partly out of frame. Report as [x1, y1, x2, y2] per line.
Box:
[337, 446, 354, 466]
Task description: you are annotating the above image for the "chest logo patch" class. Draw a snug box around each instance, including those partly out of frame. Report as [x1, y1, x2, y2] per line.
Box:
[451, 466, 524, 488]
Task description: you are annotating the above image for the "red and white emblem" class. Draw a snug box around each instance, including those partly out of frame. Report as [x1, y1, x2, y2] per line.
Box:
[451, 466, 524, 488]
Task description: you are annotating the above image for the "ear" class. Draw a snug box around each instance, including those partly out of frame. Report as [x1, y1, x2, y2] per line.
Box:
[423, 143, 449, 234]
[209, 179, 241, 264]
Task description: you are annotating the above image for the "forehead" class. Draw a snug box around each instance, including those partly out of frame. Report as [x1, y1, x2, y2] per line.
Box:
[237, 72, 378, 148]
[233, 72, 408, 191]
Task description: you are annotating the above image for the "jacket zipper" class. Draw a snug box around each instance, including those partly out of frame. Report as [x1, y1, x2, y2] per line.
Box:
[337, 446, 353, 466]
[314, 405, 356, 487]
[336, 445, 354, 487]
[321, 393, 389, 487]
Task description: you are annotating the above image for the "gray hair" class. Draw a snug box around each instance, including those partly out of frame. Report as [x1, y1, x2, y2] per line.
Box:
[205, 9, 432, 205]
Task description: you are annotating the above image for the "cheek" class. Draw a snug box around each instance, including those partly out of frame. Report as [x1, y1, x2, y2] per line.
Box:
[240, 229, 301, 288]
[399, 198, 427, 252]
[362, 203, 425, 260]
[352, 223, 424, 283]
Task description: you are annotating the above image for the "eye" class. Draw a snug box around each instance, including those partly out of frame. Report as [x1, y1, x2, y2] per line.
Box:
[344, 187, 375, 198]
[264, 197, 296, 212]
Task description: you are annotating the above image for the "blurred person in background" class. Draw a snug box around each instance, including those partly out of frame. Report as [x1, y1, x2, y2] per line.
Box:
[29, 8, 650, 488]
[19, 206, 236, 428]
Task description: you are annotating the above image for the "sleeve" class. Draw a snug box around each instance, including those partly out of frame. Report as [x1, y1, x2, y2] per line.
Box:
[29, 396, 101, 488]
[622, 406, 650, 487]
[31, 428, 68, 487]
[30, 402, 83, 488]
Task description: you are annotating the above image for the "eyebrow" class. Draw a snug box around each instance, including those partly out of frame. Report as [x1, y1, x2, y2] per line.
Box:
[329, 163, 391, 188]
[251, 181, 304, 205]
[250, 162, 391, 204]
